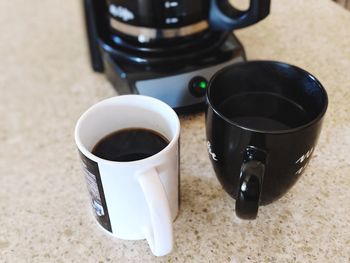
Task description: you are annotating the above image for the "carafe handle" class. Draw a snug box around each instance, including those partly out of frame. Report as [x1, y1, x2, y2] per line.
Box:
[209, 0, 271, 31]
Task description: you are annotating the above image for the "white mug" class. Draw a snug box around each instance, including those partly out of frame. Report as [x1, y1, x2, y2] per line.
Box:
[74, 95, 180, 256]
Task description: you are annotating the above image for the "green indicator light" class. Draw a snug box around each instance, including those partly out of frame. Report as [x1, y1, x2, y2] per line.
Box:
[199, 81, 207, 89]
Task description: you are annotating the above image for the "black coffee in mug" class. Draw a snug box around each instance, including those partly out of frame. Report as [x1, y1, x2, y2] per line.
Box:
[218, 92, 311, 131]
[92, 128, 169, 162]
[206, 61, 328, 220]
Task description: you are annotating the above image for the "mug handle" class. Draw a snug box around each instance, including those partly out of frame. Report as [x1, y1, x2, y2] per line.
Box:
[209, 0, 270, 31]
[235, 147, 267, 220]
[137, 168, 173, 257]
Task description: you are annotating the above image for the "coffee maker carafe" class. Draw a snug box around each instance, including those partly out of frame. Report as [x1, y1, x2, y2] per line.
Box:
[106, 0, 270, 44]
[84, 0, 271, 113]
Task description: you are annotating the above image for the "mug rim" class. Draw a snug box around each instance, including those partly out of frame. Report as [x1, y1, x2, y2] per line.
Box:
[206, 60, 328, 135]
[75, 95, 180, 165]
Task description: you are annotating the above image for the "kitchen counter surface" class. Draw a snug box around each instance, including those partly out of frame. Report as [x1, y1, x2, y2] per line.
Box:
[1, 0, 349, 262]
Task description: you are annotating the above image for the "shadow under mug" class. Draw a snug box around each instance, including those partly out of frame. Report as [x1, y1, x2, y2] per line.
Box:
[205, 61, 328, 219]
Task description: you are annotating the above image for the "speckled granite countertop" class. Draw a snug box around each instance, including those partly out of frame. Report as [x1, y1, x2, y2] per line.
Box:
[1, 0, 349, 262]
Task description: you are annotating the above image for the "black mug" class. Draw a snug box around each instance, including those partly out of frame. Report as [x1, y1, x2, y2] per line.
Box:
[205, 61, 328, 219]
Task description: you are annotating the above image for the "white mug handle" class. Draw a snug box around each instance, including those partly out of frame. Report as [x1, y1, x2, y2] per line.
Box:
[136, 168, 173, 257]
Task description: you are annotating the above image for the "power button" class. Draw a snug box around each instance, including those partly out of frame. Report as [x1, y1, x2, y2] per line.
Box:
[188, 76, 208, 97]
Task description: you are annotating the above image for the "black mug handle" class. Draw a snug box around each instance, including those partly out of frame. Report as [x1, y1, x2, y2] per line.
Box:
[235, 147, 267, 220]
[209, 0, 271, 31]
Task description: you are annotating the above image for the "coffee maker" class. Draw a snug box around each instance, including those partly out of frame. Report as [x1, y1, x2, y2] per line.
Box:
[84, 0, 270, 113]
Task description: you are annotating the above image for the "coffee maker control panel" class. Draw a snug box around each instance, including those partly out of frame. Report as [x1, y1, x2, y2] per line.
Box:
[188, 76, 208, 98]
[135, 56, 243, 110]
